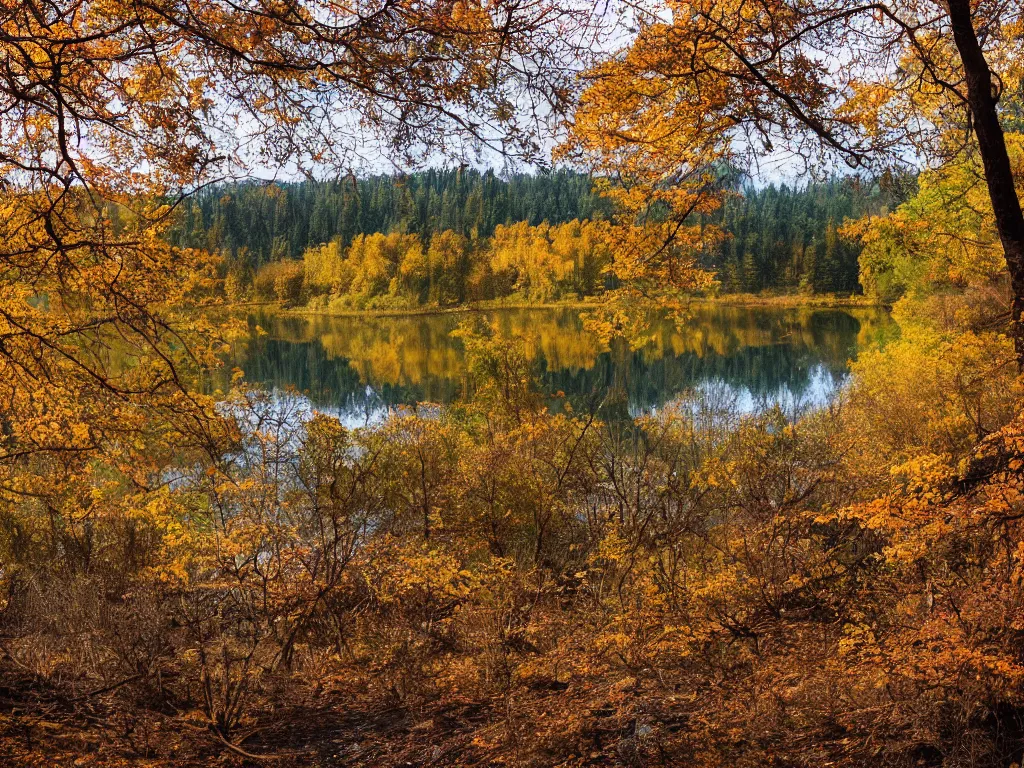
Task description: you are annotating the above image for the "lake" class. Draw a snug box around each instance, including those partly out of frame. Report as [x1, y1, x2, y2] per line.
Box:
[214, 304, 895, 425]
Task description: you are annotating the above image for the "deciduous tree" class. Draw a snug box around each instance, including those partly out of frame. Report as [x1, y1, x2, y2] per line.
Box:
[566, 0, 1024, 359]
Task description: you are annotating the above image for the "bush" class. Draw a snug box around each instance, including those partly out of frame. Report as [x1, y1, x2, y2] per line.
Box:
[253, 259, 305, 304]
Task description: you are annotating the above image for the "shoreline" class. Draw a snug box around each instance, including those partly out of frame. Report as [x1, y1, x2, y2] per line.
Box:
[242, 293, 886, 319]
[282, 299, 603, 318]
[698, 293, 884, 309]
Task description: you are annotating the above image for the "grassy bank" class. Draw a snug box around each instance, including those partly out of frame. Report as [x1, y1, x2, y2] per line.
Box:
[266, 292, 883, 319]
[698, 292, 881, 308]
[281, 296, 606, 318]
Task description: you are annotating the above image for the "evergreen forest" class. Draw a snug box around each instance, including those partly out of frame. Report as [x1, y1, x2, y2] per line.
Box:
[170, 170, 907, 299]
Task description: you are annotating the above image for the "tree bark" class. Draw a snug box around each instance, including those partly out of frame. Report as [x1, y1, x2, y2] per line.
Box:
[946, 0, 1024, 369]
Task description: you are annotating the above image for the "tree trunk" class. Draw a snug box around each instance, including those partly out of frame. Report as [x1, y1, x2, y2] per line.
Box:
[946, 0, 1024, 369]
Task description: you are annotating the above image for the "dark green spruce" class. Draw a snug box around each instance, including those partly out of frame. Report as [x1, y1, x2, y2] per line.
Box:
[170, 168, 911, 295]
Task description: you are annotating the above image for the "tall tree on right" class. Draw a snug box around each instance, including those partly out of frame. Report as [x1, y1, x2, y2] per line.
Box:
[566, 0, 1024, 360]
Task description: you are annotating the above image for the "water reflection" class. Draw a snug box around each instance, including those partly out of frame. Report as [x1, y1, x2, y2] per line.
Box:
[211, 304, 894, 422]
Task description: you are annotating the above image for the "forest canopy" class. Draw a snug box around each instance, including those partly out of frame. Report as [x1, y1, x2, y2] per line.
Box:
[173, 170, 906, 302]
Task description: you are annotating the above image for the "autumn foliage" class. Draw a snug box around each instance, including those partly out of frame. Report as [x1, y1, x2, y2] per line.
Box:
[4, 0, 1024, 765]
[291, 220, 614, 310]
[0, 292, 1022, 766]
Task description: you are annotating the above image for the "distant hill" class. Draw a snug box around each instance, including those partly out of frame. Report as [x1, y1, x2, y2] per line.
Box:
[169, 169, 609, 264]
[170, 169, 911, 294]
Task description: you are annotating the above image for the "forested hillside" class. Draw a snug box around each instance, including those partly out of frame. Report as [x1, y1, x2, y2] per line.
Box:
[170, 169, 609, 262]
[700, 178, 910, 293]
[171, 170, 907, 296]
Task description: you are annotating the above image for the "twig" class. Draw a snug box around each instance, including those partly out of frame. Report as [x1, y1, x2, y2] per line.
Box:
[211, 726, 313, 761]
[72, 674, 143, 701]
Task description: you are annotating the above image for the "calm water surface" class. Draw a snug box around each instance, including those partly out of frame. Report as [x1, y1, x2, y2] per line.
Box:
[214, 305, 894, 425]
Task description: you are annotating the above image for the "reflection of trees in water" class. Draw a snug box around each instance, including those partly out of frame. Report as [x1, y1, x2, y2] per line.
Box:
[213, 335, 456, 412]
[215, 306, 891, 416]
[543, 342, 848, 417]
